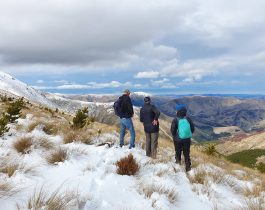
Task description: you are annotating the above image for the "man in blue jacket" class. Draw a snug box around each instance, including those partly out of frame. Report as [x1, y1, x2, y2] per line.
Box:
[118, 89, 135, 149]
[140, 97, 160, 158]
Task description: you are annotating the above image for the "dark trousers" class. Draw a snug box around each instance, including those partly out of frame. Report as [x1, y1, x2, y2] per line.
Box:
[145, 132, 159, 158]
[173, 138, 191, 170]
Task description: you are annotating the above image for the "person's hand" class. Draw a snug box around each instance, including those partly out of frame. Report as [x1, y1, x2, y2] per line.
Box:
[152, 120, 158, 125]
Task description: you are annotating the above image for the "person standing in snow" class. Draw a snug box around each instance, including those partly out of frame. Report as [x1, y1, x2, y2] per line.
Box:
[140, 97, 160, 158]
[170, 104, 195, 172]
[117, 89, 135, 149]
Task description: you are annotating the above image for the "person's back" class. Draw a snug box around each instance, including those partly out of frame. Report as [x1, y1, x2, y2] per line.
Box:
[119, 94, 134, 119]
[118, 89, 135, 149]
[170, 104, 194, 172]
[140, 97, 160, 158]
[140, 103, 159, 133]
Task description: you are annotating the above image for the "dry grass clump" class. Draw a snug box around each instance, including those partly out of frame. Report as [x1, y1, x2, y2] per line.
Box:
[0, 163, 19, 177]
[17, 187, 76, 210]
[27, 121, 40, 132]
[37, 137, 55, 150]
[0, 181, 17, 198]
[28, 120, 60, 135]
[13, 137, 33, 154]
[116, 154, 140, 176]
[63, 129, 91, 145]
[47, 148, 68, 165]
[239, 198, 265, 210]
[140, 182, 178, 204]
[188, 170, 208, 185]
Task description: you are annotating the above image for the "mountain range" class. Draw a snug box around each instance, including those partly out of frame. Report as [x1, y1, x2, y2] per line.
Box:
[1, 71, 265, 141]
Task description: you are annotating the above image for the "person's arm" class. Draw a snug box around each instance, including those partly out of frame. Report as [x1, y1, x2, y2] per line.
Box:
[187, 117, 195, 133]
[127, 97, 134, 116]
[152, 105, 160, 120]
[170, 118, 178, 138]
[140, 108, 143, 122]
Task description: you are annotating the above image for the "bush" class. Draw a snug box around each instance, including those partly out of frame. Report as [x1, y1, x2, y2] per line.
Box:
[204, 144, 218, 156]
[47, 148, 68, 164]
[13, 137, 33, 154]
[72, 107, 88, 129]
[0, 115, 9, 137]
[116, 154, 139, 176]
[257, 162, 265, 173]
[5, 97, 25, 122]
[0, 164, 19, 177]
[227, 149, 265, 168]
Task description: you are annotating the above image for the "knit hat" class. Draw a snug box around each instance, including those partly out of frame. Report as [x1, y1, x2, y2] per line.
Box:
[176, 104, 186, 111]
[123, 89, 130, 94]
[144, 96, 151, 103]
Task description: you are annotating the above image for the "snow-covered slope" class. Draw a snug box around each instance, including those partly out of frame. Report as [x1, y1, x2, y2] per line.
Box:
[1, 114, 263, 210]
[0, 71, 55, 108]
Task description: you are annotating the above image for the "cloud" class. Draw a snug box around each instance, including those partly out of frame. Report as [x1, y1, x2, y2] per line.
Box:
[1, 0, 265, 94]
[33, 80, 145, 90]
[135, 71, 160, 79]
[36, 80, 44, 84]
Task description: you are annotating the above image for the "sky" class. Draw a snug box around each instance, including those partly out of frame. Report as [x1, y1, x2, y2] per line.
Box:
[0, 0, 265, 95]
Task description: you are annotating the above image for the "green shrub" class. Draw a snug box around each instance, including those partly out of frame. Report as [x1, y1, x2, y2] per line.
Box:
[72, 107, 88, 129]
[203, 143, 218, 156]
[5, 97, 25, 122]
[257, 162, 265, 173]
[0, 115, 9, 136]
[227, 149, 265, 168]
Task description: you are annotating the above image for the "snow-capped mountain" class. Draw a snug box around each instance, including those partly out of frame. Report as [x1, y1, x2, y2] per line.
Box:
[0, 71, 55, 108]
[0, 72, 116, 122]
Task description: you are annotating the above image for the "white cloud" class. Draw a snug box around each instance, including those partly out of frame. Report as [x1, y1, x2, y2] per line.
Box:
[1, 0, 265, 91]
[36, 80, 44, 84]
[135, 71, 160, 79]
[34, 80, 145, 90]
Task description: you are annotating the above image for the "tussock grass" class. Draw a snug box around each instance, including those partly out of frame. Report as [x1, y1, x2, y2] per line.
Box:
[0, 163, 19, 177]
[17, 186, 77, 210]
[47, 148, 68, 165]
[37, 137, 55, 150]
[13, 136, 33, 154]
[139, 182, 178, 204]
[239, 198, 265, 210]
[0, 182, 16, 198]
[188, 170, 208, 185]
[116, 154, 139, 176]
[63, 129, 92, 145]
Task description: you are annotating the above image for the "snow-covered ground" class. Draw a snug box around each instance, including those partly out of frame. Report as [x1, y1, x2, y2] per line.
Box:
[1, 114, 263, 210]
[0, 72, 55, 108]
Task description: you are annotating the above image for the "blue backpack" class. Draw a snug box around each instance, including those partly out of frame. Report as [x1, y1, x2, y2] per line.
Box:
[177, 117, 192, 139]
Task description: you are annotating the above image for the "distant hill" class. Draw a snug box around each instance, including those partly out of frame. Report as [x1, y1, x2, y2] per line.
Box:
[60, 93, 265, 141]
[1, 71, 265, 141]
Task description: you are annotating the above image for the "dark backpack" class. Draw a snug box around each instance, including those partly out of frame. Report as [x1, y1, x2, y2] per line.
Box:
[113, 98, 122, 117]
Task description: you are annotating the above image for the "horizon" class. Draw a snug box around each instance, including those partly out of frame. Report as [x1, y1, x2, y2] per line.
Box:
[1, 0, 265, 95]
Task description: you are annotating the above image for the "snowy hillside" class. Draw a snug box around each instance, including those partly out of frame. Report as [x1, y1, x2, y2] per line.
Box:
[0, 71, 55, 108]
[1, 106, 264, 209]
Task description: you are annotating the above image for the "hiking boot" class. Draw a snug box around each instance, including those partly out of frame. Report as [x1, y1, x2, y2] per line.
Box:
[185, 166, 191, 172]
[175, 159, 181, 165]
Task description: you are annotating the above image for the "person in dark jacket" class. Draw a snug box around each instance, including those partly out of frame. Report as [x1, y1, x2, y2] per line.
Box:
[170, 104, 195, 172]
[119, 89, 135, 149]
[140, 97, 160, 158]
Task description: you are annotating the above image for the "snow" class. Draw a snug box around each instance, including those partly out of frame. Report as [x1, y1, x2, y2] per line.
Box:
[0, 71, 55, 108]
[133, 92, 152, 97]
[1, 115, 262, 210]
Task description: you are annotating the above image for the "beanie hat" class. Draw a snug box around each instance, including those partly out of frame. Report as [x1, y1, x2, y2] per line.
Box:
[176, 104, 186, 111]
[144, 96, 151, 103]
[123, 89, 130, 94]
